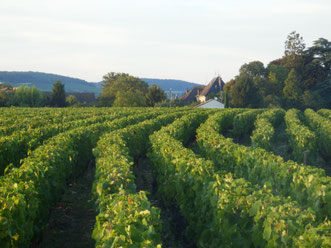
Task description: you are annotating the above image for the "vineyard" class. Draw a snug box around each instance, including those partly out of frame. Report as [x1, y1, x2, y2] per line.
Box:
[0, 107, 330, 248]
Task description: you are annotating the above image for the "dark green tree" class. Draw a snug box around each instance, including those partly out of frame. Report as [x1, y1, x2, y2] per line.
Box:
[302, 90, 324, 110]
[228, 74, 260, 108]
[239, 61, 267, 78]
[0, 91, 9, 106]
[306, 38, 331, 72]
[145, 84, 166, 106]
[314, 72, 331, 108]
[283, 69, 302, 107]
[51, 80, 66, 107]
[224, 91, 230, 108]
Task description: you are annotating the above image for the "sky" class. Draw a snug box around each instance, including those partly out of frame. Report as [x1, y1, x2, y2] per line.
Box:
[0, 0, 330, 85]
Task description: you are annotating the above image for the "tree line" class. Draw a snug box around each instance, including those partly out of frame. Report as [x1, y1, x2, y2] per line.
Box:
[1, 31, 329, 109]
[0, 75, 168, 107]
[0, 81, 75, 107]
[224, 32, 330, 109]
[97, 72, 167, 107]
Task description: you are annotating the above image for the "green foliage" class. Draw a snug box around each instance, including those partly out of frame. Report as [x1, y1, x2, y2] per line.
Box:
[0, 109, 161, 246]
[145, 84, 166, 107]
[318, 109, 331, 120]
[0, 91, 11, 107]
[304, 109, 331, 159]
[267, 64, 289, 83]
[314, 72, 331, 108]
[283, 69, 302, 106]
[113, 90, 146, 107]
[149, 110, 328, 247]
[196, 110, 331, 222]
[99, 73, 148, 107]
[251, 109, 285, 150]
[232, 109, 265, 138]
[65, 95, 78, 106]
[0, 109, 141, 175]
[239, 61, 267, 78]
[228, 74, 260, 107]
[302, 90, 324, 110]
[285, 109, 318, 162]
[306, 38, 331, 72]
[224, 91, 230, 108]
[294, 221, 331, 247]
[12, 86, 46, 107]
[284, 31, 306, 57]
[51, 80, 66, 107]
[0, 107, 330, 247]
[92, 112, 184, 247]
[225, 34, 329, 109]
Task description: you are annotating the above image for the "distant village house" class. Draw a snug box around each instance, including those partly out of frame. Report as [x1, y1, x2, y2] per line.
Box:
[180, 76, 225, 103]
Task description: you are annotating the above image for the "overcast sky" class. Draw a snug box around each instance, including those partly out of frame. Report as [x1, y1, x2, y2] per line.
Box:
[1, 0, 330, 84]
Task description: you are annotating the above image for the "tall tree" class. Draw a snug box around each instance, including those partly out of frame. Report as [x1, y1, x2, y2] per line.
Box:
[99, 73, 148, 107]
[228, 74, 260, 108]
[239, 61, 267, 78]
[224, 91, 230, 108]
[283, 69, 302, 107]
[145, 84, 166, 106]
[285, 31, 306, 57]
[112, 91, 146, 107]
[51, 80, 66, 107]
[306, 38, 331, 72]
[102, 72, 129, 88]
[284, 31, 306, 69]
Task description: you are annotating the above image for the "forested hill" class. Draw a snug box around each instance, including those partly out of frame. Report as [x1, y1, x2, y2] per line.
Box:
[0, 71, 201, 95]
[0, 71, 101, 94]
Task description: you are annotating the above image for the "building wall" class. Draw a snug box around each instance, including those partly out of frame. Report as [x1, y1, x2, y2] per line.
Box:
[197, 95, 206, 102]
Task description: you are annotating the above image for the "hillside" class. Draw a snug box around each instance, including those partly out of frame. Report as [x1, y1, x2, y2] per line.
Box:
[0, 71, 100, 94]
[0, 71, 201, 96]
[140, 78, 202, 95]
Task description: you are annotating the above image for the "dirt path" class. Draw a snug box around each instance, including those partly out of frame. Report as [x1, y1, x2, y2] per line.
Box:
[271, 122, 291, 161]
[133, 157, 196, 248]
[33, 159, 96, 248]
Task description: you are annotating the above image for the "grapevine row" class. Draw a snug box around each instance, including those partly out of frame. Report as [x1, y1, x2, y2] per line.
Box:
[196, 110, 331, 221]
[284, 108, 317, 163]
[149, 111, 329, 247]
[251, 109, 285, 151]
[304, 109, 331, 160]
[0, 111, 160, 247]
[232, 109, 264, 138]
[317, 108, 331, 119]
[0, 109, 143, 174]
[92, 112, 186, 247]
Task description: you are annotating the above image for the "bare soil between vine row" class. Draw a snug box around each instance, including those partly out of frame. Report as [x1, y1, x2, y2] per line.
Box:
[32, 159, 96, 248]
